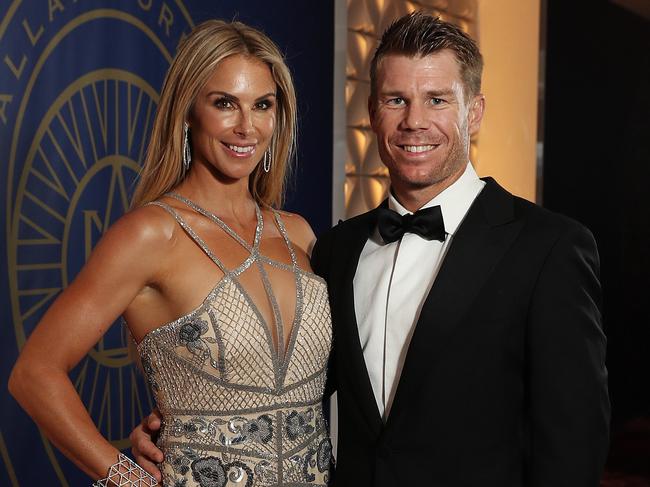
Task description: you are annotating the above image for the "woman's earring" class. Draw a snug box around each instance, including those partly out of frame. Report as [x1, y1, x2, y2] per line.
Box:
[263, 149, 271, 173]
[182, 122, 192, 171]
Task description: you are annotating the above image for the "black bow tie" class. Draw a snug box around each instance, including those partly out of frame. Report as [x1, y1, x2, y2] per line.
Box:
[377, 206, 446, 244]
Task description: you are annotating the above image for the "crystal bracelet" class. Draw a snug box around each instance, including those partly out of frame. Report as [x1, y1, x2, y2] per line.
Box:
[92, 453, 158, 486]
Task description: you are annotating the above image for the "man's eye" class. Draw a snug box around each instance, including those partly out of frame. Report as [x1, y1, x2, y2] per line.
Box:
[430, 98, 444, 105]
[386, 97, 405, 106]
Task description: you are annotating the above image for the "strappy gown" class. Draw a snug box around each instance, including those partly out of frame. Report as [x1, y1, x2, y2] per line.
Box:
[137, 195, 333, 487]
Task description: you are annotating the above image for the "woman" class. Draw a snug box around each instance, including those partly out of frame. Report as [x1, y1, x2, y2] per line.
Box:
[9, 20, 333, 486]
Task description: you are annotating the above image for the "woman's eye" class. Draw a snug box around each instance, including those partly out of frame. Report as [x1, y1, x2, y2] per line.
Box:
[214, 98, 234, 109]
[256, 100, 273, 110]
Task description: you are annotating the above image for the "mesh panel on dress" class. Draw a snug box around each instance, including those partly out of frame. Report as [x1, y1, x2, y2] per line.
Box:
[284, 274, 332, 388]
[211, 282, 276, 389]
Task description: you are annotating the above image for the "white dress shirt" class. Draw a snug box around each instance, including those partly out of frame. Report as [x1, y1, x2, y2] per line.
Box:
[353, 162, 485, 420]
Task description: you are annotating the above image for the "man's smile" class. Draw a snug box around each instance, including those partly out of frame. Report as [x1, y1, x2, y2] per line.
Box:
[397, 144, 439, 153]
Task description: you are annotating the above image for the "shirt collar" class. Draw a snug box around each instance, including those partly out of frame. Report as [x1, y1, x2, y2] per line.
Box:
[388, 162, 485, 236]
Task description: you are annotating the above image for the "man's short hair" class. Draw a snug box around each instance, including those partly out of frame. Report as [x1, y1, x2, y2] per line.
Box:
[370, 12, 484, 101]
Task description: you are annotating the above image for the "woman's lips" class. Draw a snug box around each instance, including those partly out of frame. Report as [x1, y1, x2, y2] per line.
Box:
[221, 142, 257, 158]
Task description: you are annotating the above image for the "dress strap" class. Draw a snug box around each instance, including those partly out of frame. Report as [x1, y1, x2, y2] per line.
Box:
[166, 192, 262, 254]
[267, 210, 304, 362]
[146, 201, 229, 274]
[271, 210, 299, 269]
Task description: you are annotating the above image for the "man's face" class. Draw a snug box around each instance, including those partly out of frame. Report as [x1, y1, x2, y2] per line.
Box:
[369, 50, 484, 196]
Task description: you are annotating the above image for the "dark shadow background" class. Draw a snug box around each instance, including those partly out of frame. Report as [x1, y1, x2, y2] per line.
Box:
[543, 0, 650, 480]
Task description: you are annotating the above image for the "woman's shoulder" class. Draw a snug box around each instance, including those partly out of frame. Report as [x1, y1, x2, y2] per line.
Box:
[101, 203, 181, 255]
[70, 203, 182, 287]
[273, 209, 316, 255]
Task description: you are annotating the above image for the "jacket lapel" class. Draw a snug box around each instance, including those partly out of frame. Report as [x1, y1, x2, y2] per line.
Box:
[331, 207, 384, 435]
[384, 178, 524, 429]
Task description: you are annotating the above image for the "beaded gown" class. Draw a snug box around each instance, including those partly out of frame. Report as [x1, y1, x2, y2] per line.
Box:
[137, 194, 333, 487]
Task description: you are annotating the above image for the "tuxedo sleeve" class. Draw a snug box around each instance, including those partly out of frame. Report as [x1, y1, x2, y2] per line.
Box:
[311, 229, 337, 398]
[527, 223, 610, 486]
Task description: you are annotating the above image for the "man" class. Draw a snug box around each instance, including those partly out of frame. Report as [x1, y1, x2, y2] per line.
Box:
[132, 13, 609, 486]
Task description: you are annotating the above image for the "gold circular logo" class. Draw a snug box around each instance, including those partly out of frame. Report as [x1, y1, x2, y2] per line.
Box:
[4, 4, 193, 483]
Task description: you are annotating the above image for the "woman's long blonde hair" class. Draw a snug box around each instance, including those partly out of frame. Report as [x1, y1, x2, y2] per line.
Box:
[131, 20, 297, 208]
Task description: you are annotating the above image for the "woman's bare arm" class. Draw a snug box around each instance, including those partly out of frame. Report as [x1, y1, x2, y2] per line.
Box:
[8, 206, 174, 481]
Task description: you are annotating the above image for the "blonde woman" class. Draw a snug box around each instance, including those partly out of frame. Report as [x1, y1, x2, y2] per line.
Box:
[10, 20, 333, 486]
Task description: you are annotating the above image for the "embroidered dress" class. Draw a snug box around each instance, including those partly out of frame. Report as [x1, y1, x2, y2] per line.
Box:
[137, 194, 333, 487]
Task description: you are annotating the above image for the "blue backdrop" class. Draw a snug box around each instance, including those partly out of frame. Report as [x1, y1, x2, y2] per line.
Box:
[0, 1, 333, 485]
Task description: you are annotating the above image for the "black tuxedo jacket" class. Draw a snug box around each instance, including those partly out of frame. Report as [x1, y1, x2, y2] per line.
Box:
[311, 178, 609, 487]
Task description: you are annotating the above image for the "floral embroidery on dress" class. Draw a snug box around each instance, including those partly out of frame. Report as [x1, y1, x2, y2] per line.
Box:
[219, 415, 274, 447]
[224, 461, 253, 487]
[169, 417, 218, 441]
[303, 447, 317, 482]
[171, 454, 191, 476]
[190, 456, 227, 487]
[190, 456, 255, 487]
[253, 460, 275, 484]
[179, 319, 207, 345]
[241, 414, 273, 444]
[285, 409, 315, 440]
[316, 438, 332, 473]
[167, 415, 274, 449]
[287, 448, 318, 483]
[178, 318, 221, 370]
[166, 446, 200, 476]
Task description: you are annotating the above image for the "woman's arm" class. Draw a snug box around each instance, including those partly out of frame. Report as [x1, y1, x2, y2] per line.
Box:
[8, 206, 174, 482]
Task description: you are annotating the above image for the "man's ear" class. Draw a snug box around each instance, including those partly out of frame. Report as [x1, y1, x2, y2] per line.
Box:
[467, 94, 485, 136]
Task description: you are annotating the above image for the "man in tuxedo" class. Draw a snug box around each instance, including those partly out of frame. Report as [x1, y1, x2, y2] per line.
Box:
[310, 12, 609, 487]
[131, 12, 609, 486]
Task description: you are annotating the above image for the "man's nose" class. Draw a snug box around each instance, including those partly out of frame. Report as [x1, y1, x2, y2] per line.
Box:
[402, 103, 430, 130]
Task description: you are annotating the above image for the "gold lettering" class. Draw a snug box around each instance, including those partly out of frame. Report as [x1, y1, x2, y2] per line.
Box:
[0, 94, 12, 124]
[84, 211, 103, 261]
[4, 54, 27, 80]
[158, 2, 174, 36]
[138, 0, 153, 11]
[22, 19, 44, 46]
[48, 0, 65, 22]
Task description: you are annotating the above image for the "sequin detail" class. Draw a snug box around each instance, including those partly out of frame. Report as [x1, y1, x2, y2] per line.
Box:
[139, 196, 333, 486]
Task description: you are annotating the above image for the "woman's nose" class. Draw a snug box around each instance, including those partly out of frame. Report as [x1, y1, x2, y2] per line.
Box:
[234, 110, 254, 137]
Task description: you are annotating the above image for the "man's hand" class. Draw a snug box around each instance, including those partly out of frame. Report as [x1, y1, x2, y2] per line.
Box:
[130, 409, 164, 482]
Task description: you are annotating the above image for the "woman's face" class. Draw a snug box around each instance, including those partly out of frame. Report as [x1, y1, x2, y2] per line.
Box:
[188, 54, 277, 181]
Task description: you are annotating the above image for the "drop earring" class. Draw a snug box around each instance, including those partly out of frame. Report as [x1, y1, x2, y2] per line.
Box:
[263, 149, 271, 173]
[182, 122, 191, 171]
